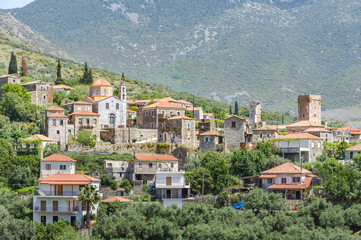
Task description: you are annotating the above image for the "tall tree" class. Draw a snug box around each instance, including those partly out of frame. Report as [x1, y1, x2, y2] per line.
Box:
[78, 185, 101, 228]
[81, 62, 90, 84]
[229, 105, 232, 115]
[8, 52, 17, 74]
[88, 69, 93, 84]
[20, 56, 28, 77]
[121, 72, 125, 81]
[234, 101, 239, 115]
[55, 59, 64, 85]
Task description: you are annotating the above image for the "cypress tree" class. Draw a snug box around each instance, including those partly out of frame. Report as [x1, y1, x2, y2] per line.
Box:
[20, 56, 28, 76]
[81, 62, 89, 84]
[234, 101, 239, 115]
[55, 59, 64, 85]
[8, 52, 17, 74]
[88, 69, 93, 84]
[229, 105, 232, 115]
[121, 72, 125, 81]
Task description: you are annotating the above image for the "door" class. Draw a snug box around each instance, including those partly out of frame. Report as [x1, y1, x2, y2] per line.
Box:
[110, 114, 115, 125]
[182, 189, 188, 198]
[53, 216, 58, 223]
[296, 191, 301, 200]
[41, 216, 46, 226]
[53, 201, 58, 212]
[70, 216, 76, 226]
[57, 185, 63, 196]
[41, 200, 46, 211]
[166, 190, 171, 198]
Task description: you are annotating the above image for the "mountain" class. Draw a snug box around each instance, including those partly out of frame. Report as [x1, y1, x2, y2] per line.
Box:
[6, 0, 361, 113]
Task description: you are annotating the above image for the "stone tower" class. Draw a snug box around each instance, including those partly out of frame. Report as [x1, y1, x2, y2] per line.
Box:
[119, 80, 126, 101]
[249, 101, 262, 125]
[298, 95, 321, 124]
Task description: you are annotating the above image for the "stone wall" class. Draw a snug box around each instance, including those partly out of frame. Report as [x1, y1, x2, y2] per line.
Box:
[100, 128, 158, 144]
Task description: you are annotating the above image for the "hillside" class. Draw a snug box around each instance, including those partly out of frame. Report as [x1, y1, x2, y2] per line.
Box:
[6, 0, 361, 113]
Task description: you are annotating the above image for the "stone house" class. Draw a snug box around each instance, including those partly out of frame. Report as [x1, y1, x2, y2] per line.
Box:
[199, 131, 219, 152]
[345, 144, 361, 159]
[63, 101, 93, 114]
[18, 134, 58, 158]
[133, 154, 178, 186]
[136, 101, 185, 129]
[203, 113, 214, 120]
[52, 85, 74, 93]
[134, 99, 151, 108]
[46, 107, 69, 151]
[298, 95, 321, 125]
[22, 80, 53, 106]
[40, 154, 76, 178]
[252, 125, 286, 142]
[0, 74, 20, 97]
[224, 115, 247, 151]
[334, 126, 361, 143]
[198, 121, 217, 135]
[186, 107, 203, 121]
[275, 132, 323, 163]
[158, 115, 196, 149]
[104, 160, 133, 182]
[172, 147, 190, 170]
[285, 120, 324, 133]
[303, 128, 333, 143]
[258, 162, 319, 200]
[91, 96, 127, 129]
[68, 110, 100, 139]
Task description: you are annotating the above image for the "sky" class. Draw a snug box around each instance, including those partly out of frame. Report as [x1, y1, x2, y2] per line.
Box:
[0, 0, 34, 9]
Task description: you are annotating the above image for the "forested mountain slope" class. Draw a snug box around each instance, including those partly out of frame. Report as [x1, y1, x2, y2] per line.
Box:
[6, 0, 361, 112]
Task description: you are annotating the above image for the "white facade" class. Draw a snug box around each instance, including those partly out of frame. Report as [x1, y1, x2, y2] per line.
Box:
[93, 96, 126, 128]
[40, 161, 75, 178]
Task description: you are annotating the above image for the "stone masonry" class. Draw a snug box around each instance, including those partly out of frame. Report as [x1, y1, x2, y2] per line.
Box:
[298, 95, 321, 124]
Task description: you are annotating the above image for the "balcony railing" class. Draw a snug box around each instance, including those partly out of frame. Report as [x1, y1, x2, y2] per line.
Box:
[162, 194, 189, 199]
[35, 191, 79, 196]
[34, 206, 80, 212]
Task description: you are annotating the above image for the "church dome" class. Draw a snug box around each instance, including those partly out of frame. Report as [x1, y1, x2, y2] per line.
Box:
[91, 79, 111, 86]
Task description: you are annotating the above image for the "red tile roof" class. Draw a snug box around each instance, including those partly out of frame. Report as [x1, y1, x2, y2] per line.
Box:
[286, 120, 324, 128]
[53, 85, 75, 90]
[91, 79, 111, 86]
[199, 131, 219, 136]
[68, 110, 100, 116]
[261, 162, 312, 175]
[253, 125, 286, 131]
[224, 115, 246, 121]
[258, 174, 277, 179]
[39, 174, 100, 185]
[101, 196, 133, 203]
[346, 143, 361, 152]
[154, 97, 177, 102]
[337, 126, 361, 135]
[276, 132, 323, 140]
[63, 101, 92, 106]
[25, 134, 58, 143]
[135, 154, 178, 161]
[0, 74, 19, 78]
[168, 116, 194, 120]
[303, 128, 332, 133]
[42, 154, 76, 162]
[47, 106, 64, 111]
[135, 100, 151, 104]
[48, 112, 68, 118]
[143, 102, 184, 109]
[186, 107, 202, 111]
[267, 176, 313, 190]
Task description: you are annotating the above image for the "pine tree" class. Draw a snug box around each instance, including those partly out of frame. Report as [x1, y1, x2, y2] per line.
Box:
[55, 59, 64, 85]
[229, 105, 232, 115]
[8, 52, 17, 74]
[234, 101, 239, 115]
[20, 56, 28, 77]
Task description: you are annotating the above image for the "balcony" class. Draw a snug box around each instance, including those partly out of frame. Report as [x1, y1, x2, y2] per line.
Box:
[162, 194, 189, 199]
[34, 206, 80, 213]
[280, 148, 300, 153]
[34, 190, 79, 197]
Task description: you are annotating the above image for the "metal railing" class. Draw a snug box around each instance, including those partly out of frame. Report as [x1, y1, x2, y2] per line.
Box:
[35, 191, 79, 196]
[34, 206, 80, 212]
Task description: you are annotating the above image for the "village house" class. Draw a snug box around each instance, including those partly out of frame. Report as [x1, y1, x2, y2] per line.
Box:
[252, 125, 286, 142]
[198, 121, 217, 135]
[104, 160, 132, 183]
[198, 131, 220, 152]
[345, 144, 361, 159]
[46, 107, 69, 151]
[334, 126, 361, 143]
[136, 101, 185, 129]
[63, 101, 93, 113]
[18, 134, 58, 158]
[258, 162, 319, 200]
[134, 99, 151, 109]
[303, 127, 333, 143]
[224, 115, 247, 151]
[275, 132, 323, 163]
[52, 85, 75, 94]
[68, 110, 100, 139]
[157, 115, 196, 149]
[285, 120, 324, 133]
[186, 107, 203, 121]
[133, 154, 178, 186]
[203, 113, 214, 120]
[22, 80, 53, 106]
[0, 74, 20, 97]
[155, 171, 190, 207]
[33, 154, 101, 227]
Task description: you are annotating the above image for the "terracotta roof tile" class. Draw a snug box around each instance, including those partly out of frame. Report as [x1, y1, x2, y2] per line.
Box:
[41, 154, 76, 162]
[267, 176, 313, 190]
[286, 120, 324, 128]
[224, 115, 246, 121]
[47, 106, 64, 111]
[135, 154, 178, 161]
[258, 174, 277, 179]
[143, 102, 184, 109]
[186, 107, 202, 111]
[168, 116, 194, 120]
[48, 112, 68, 118]
[135, 100, 151, 104]
[199, 131, 219, 136]
[154, 97, 177, 102]
[101, 196, 133, 203]
[53, 85, 75, 90]
[276, 132, 323, 140]
[39, 174, 100, 185]
[91, 79, 111, 86]
[68, 110, 100, 116]
[262, 162, 312, 174]
[253, 125, 286, 131]
[0, 74, 19, 78]
[303, 128, 332, 133]
[24, 134, 58, 143]
[63, 101, 92, 106]
[346, 143, 361, 152]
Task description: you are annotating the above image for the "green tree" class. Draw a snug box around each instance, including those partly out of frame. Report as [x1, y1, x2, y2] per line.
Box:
[120, 179, 133, 194]
[229, 105, 232, 115]
[20, 56, 28, 77]
[266, 155, 288, 169]
[234, 101, 239, 115]
[80, 62, 93, 84]
[75, 131, 96, 147]
[1, 83, 30, 102]
[43, 143, 60, 158]
[185, 109, 193, 118]
[8, 52, 17, 74]
[55, 59, 64, 85]
[0, 92, 39, 122]
[244, 188, 285, 214]
[78, 185, 101, 228]
[231, 149, 267, 177]
[0, 138, 14, 182]
[202, 152, 230, 193]
[185, 167, 213, 194]
[8, 166, 36, 190]
[335, 141, 351, 159]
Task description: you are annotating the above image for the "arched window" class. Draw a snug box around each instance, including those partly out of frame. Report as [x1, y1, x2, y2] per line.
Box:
[104, 89, 107, 96]
[110, 114, 115, 124]
[95, 88, 99, 95]
[151, 110, 154, 116]
[116, 103, 119, 109]
[122, 94, 125, 99]
[205, 136, 209, 142]
[106, 103, 109, 109]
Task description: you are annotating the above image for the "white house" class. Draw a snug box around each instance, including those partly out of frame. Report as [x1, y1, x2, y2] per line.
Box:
[92, 96, 127, 129]
[155, 171, 190, 207]
[33, 154, 101, 227]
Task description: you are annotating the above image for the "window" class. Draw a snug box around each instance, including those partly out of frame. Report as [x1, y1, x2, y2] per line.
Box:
[232, 121, 236, 128]
[173, 122, 177, 127]
[267, 179, 272, 184]
[267, 133, 270, 139]
[60, 165, 66, 170]
[177, 112, 180, 116]
[43, 95, 46, 100]
[311, 142, 315, 149]
[95, 89, 99, 95]
[187, 123, 190, 129]
[173, 133, 175, 138]
[77, 106, 81, 110]
[110, 114, 115, 124]
[86, 118, 90, 124]
[68, 129, 71, 135]
[145, 111, 148, 116]
[166, 177, 172, 186]
[151, 110, 154, 116]
[60, 120, 63, 126]
[281, 178, 287, 184]
[85, 107, 89, 111]
[78, 118, 82, 124]
[106, 103, 109, 109]
[293, 177, 300, 183]
[139, 163, 143, 168]
[104, 89, 107, 95]
[93, 118, 97, 124]
[205, 136, 209, 142]
[161, 111, 165, 115]
[52, 120, 56, 126]
[259, 133, 263, 138]
[41, 216, 46, 226]
[116, 103, 119, 109]
[170, 111, 173, 115]
[158, 164, 162, 168]
[53, 216, 58, 223]
[107, 163, 112, 167]
[149, 163, 153, 168]
[318, 142, 321, 148]
[171, 162, 174, 168]
[56, 130, 60, 134]
[150, 123, 154, 128]
[46, 164, 51, 170]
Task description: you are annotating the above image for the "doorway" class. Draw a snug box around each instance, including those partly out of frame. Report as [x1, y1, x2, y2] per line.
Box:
[166, 189, 171, 198]
[296, 191, 301, 199]
[71, 216, 76, 226]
